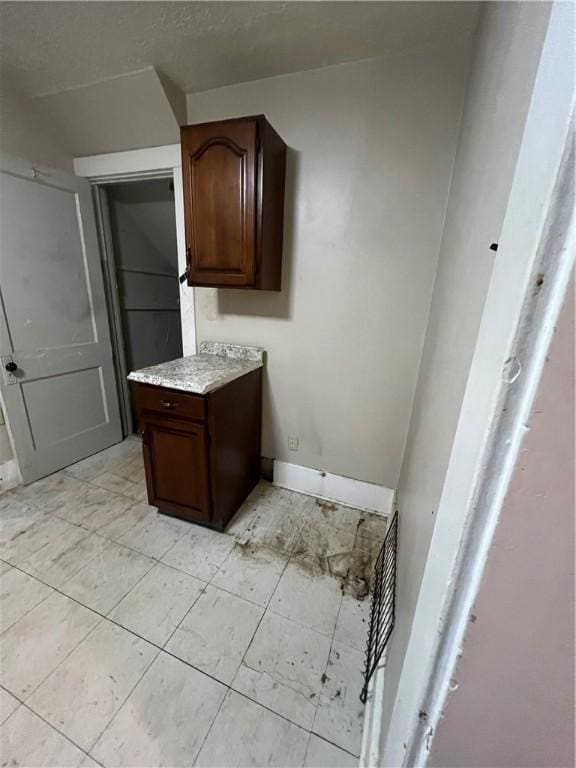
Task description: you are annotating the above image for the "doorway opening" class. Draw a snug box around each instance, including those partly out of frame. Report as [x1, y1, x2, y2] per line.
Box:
[97, 178, 183, 436]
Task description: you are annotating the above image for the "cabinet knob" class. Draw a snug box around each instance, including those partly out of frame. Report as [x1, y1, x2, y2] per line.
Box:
[5, 361, 17, 373]
[160, 400, 178, 409]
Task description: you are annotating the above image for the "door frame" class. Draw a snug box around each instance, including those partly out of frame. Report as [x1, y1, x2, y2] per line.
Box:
[366, 3, 575, 765]
[74, 145, 197, 435]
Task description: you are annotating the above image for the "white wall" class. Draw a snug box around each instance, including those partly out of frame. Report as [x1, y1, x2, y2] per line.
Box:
[186, 43, 477, 488]
[430, 276, 574, 768]
[379, 0, 552, 749]
[36, 68, 183, 158]
[0, 83, 73, 171]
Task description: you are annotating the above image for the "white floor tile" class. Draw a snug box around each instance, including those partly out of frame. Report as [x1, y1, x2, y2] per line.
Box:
[313, 642, 365, 757]
[166, 585, 263, 685]
[112, 456, 145, 483]
[18, 529, 108, 589]
[0, 592, 100, 699]
[292, 520, 356, 572]
[11, 472, 87, 515]
[79, 754, 101, 767]
[0, 515, 72, 566]
[118, 511, 190, 559]
[0, 705, 86, 767]
[212, 542, 287, 606]
[96, 502, 150, 542]
[124, 482, 148, 502]
[0, 688, 19, 725]
[234, 611, 332, 729]
[50, 484, 134, 530]
[195, 690, 308, 768]
[333, 595, 370, 653]
[60, 540, 154, 614]
[0, 499, 44, 553]
[235, 485, 308, 554]
[90, 470, 138, 496]
[65, 441, 141, 482]
[354, 513, 388, 552]
[109, 562, 205, 646]
[269, 561, 342, 636]
[28, 621, 157, 752]
[304, 497, 363, 535]
[304, 734, 357, 767]
[0, 566, 53, 631]
[162, 527, 236, 581]
[92, 652, 226, 768]
[223, 482, 268, 536]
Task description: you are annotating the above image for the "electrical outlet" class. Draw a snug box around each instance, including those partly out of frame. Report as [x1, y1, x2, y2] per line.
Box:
[288, 435, 299, 451]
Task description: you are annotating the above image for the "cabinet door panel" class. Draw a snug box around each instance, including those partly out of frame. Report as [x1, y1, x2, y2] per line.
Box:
[182, 119, 257, 287]
[142, 415, 211, 523]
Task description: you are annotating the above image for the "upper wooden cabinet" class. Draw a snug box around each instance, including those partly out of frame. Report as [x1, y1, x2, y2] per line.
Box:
[181, 115, 287, 290]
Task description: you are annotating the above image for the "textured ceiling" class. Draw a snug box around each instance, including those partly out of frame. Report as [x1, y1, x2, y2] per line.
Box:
[0, 1, 480, 98]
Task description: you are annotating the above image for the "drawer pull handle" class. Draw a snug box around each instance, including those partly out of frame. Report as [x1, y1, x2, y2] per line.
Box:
[160, 400, 178, 409]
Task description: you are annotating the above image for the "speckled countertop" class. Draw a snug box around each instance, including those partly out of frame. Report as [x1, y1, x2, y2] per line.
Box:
[127, 342, 264, 395]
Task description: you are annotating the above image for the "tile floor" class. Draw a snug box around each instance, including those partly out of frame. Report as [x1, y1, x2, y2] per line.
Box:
[0, 438, 388, 767]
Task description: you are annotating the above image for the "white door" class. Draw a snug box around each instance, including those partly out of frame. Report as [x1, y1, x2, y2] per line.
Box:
[0, 155, 122, 484]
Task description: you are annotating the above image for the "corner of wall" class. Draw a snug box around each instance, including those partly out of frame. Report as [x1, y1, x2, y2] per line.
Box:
[156, 71, 187, 126]
[0, 82, 74, 171]
[35, 66, 182, 156]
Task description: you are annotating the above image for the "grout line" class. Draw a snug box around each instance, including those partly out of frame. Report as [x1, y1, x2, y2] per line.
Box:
[84, 754, 104, 767]
[0, 566, 56, 635]
[98, 554, 157, 618]
[0, 683, 106, 762]
[310, 576, 346, 735]
[191, 683, 230, 766]
[86, 643, 161, 757]
[1, 611, 106, 716]
[159, 579, 209, 651]
[308, 729, 361, 760]
[232, 544, 292, 667]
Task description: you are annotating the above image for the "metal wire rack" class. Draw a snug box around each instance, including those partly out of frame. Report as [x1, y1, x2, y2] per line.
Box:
[360, 509, 399, 703]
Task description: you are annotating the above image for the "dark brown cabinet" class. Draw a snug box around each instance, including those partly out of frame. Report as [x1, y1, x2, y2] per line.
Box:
[135, 369, 261, 531]
[181, 115, 287, 290]
[143, 415, 211, 523]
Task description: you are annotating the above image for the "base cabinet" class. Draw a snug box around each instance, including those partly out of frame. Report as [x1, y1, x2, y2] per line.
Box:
[135, 369, 261, 530]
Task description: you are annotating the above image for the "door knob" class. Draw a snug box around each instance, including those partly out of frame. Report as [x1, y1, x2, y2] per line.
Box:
[5, 362, 17, 373]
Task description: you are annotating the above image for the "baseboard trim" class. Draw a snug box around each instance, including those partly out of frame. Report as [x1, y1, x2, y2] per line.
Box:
[272, 460, 394, 516]
[0, 459, 21, 494]
[360, 658, 387, 767]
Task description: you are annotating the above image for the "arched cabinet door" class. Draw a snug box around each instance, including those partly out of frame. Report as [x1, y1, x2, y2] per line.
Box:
[181, 115, 287, 291]
[182, 118, 257, 287]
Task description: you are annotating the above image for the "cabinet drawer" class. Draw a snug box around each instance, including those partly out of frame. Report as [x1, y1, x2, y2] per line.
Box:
[135, 384, 205, 421]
